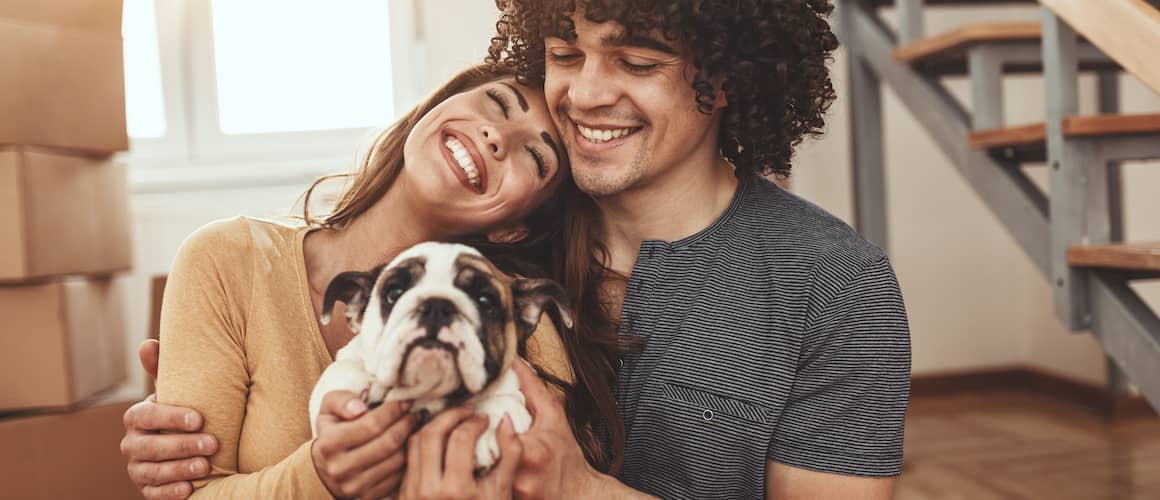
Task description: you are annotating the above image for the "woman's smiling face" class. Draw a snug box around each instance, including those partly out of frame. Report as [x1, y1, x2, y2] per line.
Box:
[401, 79, 568, 234]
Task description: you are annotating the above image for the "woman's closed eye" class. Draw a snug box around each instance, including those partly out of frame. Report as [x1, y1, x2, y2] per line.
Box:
[486, 88, 510, 119]
[526, 145, 547, 178]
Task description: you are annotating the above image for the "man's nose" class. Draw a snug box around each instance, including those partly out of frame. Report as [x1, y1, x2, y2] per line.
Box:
[417, 298, 457, 333]
[568, 59, 619, 110]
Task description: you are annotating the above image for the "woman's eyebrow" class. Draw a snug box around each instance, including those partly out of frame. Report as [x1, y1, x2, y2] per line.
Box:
[499, 82, 529, 112]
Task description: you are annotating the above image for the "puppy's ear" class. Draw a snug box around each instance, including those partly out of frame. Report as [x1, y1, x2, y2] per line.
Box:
[512, 278, 575, 340]
[321, 268, 379, 332]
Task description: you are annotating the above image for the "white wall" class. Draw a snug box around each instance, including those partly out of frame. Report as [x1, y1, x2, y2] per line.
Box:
[120, 2, 1160, 392]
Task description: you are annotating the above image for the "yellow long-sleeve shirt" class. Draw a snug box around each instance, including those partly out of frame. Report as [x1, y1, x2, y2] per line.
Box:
[156, 216, 573, 499]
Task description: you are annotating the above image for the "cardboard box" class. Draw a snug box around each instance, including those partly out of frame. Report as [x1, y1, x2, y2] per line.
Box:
[0, 398, 139, 499]
[0, 146, 132, 282]
[0, 276, 127, 412]
[0, 0, 128, 152]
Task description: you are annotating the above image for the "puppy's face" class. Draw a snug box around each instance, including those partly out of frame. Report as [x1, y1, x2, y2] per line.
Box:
[321, 242, 571, 405]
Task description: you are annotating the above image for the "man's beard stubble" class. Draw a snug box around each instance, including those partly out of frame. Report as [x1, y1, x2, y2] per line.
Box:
[571, 132, 651, 198]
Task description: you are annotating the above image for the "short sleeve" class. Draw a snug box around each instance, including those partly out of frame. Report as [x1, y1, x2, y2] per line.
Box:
[767, 254, 911, 476]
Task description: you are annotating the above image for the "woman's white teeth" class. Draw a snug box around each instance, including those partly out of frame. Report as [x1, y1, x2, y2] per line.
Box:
[577, 125, 635, 143]
[443, 136, 481, 190]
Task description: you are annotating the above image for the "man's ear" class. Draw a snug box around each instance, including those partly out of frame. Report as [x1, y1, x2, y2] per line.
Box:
[712, 77, 729, 110]
[486, 224, 529, 244]
[321, 267, 379, 332]
[512, 278, 575, 340]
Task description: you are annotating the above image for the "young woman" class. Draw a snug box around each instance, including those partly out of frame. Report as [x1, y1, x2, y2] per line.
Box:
[142, 64, 616, 499]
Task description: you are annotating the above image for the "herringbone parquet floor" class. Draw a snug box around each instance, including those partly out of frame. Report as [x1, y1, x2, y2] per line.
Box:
[896, 389, 1160, 500]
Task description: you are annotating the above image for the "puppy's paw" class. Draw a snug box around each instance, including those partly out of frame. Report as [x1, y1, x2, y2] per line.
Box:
[474, 425, 501, 473]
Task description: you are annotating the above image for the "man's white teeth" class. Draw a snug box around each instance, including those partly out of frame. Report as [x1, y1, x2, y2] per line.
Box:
[577, 125, 636, 143]
[443, 136, 481, 190]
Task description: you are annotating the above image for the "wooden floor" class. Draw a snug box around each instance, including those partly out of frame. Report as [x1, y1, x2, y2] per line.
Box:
[897, 389, 1160, 500]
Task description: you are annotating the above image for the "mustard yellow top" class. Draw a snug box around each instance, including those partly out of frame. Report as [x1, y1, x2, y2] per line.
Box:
[156, 216, 573, 499]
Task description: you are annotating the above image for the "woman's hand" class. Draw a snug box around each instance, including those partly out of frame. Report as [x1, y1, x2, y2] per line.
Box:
[399, 406, 523, 500]
[311, 391, 419, 499]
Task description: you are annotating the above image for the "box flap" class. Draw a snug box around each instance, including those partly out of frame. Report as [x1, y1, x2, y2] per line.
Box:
[0, 150, 31, 278]
[0, 0, 123, 33]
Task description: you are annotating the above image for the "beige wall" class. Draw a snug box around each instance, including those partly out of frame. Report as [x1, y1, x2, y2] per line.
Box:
[793, 5, 1160, 384]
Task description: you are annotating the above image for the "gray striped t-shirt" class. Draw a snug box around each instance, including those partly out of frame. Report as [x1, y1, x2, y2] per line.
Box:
[612, 174, 911, 499]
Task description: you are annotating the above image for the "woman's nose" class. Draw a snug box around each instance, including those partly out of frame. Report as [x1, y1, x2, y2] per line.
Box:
[481, 125, 507, 159]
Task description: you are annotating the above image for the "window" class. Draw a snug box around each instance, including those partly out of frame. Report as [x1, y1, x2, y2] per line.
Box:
[121, 0, 399, 170]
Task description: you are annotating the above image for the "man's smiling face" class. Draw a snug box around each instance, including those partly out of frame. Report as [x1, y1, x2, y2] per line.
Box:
[543, 12, 723, 198]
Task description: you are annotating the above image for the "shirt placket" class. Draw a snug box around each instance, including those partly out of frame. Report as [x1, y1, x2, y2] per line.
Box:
[615, 241, 669, 419]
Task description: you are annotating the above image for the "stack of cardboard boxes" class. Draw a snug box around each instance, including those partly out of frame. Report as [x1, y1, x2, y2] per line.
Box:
[0, 1, 140, 497]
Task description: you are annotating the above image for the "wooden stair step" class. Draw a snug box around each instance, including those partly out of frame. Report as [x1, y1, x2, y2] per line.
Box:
[1069, 243, 1160, 272]
[893, 22, 1043, 65]
[968, 113, 1160, 151]
[869, 0, 1035, 5]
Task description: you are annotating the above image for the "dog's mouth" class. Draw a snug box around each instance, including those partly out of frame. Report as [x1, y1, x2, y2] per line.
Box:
[391, 337, 464, 401]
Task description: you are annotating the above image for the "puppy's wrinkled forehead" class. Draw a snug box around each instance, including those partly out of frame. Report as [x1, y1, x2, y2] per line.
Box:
[381, 242, 505, 293]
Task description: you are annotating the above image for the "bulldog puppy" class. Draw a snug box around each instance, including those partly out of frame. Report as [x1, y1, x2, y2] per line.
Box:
[308, 242, 572, 471]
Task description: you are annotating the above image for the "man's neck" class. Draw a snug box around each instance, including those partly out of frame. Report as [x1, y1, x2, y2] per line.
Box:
[596, 157, 739, 274]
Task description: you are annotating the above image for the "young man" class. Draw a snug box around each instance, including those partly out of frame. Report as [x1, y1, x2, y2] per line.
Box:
[484, 1, 910, 498]
[121, 1, 910, 498]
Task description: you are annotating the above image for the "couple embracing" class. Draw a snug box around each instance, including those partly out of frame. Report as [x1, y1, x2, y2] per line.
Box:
[122, 1, 910, 499]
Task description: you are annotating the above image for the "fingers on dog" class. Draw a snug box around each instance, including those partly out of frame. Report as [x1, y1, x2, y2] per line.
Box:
[341, 451, 406, 498]
[512, 361, 556, 419]
[331, 417, 412, 477]
[444, 415, 489, 476]
[319, 390, 366, 420]
[361, 399, 413, 434]
[352, 411, 417, 466]
[493, 414, 522, 480]
[418, 404, 476, 441]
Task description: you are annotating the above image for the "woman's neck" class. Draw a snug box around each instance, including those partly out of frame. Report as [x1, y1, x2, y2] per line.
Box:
[304, 181, 444, 297]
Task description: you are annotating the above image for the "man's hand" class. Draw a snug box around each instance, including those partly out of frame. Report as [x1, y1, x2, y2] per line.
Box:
[121, 340, 218, 500]
[509, 360, 603, 499]
[311, 391, 418, 499]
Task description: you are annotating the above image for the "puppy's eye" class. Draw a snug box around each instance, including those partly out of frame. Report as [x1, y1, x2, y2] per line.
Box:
[476, 293, 498, 311]
[385, 286, 404, 304]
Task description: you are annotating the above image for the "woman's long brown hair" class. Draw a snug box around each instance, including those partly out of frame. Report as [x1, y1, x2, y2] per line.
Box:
[299, 64, 628, 473]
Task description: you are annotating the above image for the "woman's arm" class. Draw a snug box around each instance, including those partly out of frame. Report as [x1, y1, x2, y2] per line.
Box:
[155, 220, 333, 498]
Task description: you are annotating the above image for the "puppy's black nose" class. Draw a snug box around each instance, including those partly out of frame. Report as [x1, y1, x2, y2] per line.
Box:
[417, 298, 457, 331]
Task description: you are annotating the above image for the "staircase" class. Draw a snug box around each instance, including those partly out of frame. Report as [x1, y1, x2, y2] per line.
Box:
[835, 0, 1160, 411]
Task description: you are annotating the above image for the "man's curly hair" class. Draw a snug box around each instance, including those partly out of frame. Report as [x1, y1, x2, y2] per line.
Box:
[488, 0, 840, 178]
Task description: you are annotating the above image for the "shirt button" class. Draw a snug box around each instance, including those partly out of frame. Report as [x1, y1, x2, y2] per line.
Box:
[617, 358, 624, 369]
[702, 410, 714, 421]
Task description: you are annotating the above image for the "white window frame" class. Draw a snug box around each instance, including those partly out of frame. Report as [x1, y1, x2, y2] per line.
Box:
[124, 0, 426, 190]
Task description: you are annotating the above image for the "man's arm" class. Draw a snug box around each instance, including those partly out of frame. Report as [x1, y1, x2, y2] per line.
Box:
[766, 461, 896, 500]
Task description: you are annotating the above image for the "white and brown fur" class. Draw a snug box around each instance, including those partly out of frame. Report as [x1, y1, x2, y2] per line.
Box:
[308, 242, 572, 470]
